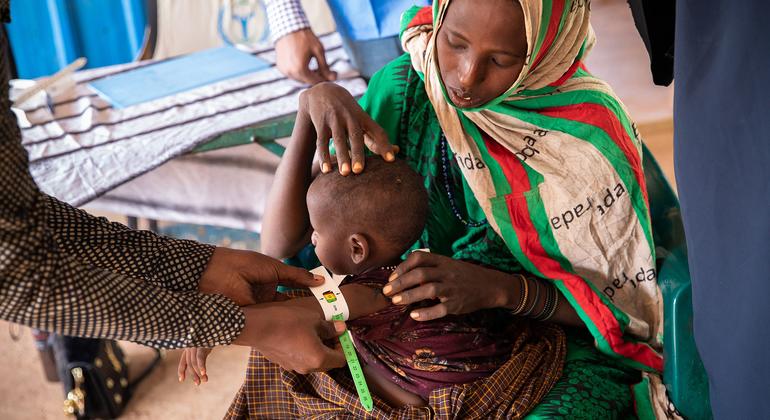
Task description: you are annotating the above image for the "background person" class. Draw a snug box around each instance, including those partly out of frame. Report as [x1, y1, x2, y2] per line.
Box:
[265, 0, 431, 82]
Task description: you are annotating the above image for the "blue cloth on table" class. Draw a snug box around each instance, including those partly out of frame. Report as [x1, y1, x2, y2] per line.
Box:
[89, 47, 270, 108]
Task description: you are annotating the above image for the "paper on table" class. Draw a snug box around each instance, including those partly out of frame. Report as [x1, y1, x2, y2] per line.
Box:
[89, 47, 270, 108]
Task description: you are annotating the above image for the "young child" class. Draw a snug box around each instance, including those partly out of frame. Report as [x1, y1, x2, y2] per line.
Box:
[179, 157, 561, 409]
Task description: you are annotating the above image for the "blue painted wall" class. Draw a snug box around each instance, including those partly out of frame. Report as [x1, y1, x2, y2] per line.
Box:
[5, 0, 147, 78]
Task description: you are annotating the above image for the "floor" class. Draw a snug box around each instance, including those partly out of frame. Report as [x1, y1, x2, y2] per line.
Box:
[0, 1, 675, 419]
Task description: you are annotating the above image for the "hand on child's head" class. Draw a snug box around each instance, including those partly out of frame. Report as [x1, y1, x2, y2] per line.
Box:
[178, 347, 213, 386]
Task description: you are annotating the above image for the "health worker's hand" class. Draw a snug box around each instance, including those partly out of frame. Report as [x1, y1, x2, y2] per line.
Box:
[198, 247, 323, 306]
[233, 304, 347, 374]
[275, 29, 337, 85]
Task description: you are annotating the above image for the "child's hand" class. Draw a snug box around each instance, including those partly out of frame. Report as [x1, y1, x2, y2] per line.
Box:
[178, 347, 213, 385]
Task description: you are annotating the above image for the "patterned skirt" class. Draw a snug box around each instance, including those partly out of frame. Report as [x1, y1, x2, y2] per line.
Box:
[225, 328, 643, 419]
[225, 323, 566, 419]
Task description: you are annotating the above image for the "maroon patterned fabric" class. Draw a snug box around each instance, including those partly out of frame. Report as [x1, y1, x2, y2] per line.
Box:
[345, 268, 520, 399]
[224, 267, 567, 418]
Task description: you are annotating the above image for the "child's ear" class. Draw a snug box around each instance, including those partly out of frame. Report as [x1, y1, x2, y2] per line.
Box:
[348, 233, 369, 265]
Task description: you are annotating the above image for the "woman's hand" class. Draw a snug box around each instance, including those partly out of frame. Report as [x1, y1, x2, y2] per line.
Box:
[382, 251, 518, 321]
[298, 82, 398, 175]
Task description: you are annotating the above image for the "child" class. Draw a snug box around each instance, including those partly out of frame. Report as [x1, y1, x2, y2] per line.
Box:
[179, 157, 564, 411]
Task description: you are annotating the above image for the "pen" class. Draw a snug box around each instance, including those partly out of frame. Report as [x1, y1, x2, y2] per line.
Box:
[12, 57, 87, 109]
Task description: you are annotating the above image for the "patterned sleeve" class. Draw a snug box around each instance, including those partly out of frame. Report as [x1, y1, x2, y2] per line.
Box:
[264, 0, 311, 43]
[43, 196, 215, 293]
[0, 31, 244, 348]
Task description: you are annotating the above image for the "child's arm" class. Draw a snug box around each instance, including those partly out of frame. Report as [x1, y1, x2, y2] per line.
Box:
[177, 283, 388, 385]
[261, 109, 317, 259]
[281, 283, 391, 322]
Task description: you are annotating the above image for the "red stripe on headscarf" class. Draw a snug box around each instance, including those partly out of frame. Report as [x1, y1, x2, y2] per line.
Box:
[540, 104, 649, 205]
[481, 132, 662, 372]
[531, 0, 566, 70]
[548, 60, 582, 87]
[407, 6, 434, 29]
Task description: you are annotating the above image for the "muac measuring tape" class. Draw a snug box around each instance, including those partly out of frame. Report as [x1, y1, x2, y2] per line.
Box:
[309, 266, 373, 412]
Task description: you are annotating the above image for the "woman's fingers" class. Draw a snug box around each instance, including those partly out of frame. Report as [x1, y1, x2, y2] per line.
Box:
[314, 123, 333, 174]
[189, 348, 211, 384]
[347, 117, 366, 174]
[384, 251, 438, 296]
[410, 303, 449, 322]
[330, 117, 352, 175]
[361, 115, 397, 161]
[391, 279, 442, 306]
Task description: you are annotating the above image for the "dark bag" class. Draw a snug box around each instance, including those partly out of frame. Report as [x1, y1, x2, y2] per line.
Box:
[52, 336, 161, 419]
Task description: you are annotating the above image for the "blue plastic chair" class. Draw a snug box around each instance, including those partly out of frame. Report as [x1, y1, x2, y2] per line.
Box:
[642, 144, 713, 419]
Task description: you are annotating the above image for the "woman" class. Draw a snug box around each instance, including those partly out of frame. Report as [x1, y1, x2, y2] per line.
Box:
[228, 0, 676, 417]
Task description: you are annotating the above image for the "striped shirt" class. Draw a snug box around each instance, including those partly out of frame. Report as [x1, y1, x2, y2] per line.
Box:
[264, 0, 311, 42]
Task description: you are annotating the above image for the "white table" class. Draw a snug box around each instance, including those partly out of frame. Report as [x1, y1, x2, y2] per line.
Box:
[14, 33, 367, 231]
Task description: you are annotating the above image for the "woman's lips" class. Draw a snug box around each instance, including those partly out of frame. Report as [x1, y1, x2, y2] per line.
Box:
[448, 87, 480, 108]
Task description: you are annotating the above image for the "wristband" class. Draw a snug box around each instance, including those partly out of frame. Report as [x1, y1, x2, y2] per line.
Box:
[309, 266, 350, 321]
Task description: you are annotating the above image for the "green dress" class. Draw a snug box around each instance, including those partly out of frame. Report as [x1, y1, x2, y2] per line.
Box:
[360, 53, 642, 419]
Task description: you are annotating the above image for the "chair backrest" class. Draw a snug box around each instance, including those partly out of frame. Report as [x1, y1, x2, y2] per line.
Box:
[642, 144, 713, 419]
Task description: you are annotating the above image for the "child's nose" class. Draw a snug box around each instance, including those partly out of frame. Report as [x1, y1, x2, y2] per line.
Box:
[311, 231, 318, 246]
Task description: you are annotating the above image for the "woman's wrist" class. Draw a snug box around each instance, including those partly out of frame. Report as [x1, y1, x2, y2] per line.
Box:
[488, 270, 524, 309]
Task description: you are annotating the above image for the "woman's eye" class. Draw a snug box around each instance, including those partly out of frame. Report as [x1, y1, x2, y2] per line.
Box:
[492, 56, 514, 67]
[447, 38, 466, 51]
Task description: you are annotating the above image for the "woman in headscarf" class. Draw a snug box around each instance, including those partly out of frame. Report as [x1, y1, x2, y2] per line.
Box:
[226, 0, 677, 418]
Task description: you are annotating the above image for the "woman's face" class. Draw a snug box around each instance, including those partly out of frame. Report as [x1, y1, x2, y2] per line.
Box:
[436, 0, 528, 108]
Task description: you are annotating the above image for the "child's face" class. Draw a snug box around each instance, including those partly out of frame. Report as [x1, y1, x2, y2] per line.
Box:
[307, 197, 354, 275]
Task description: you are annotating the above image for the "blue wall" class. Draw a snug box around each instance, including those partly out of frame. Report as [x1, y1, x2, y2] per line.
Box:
[6, 0, 147, 79]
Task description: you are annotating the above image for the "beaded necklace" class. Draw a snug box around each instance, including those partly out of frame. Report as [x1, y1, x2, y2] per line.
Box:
[439, 134, 488, 227]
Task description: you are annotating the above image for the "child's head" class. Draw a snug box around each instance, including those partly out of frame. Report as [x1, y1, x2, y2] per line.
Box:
[307, 157, 428, 275]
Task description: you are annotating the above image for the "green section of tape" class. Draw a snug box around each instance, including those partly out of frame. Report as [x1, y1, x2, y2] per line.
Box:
[332, 313, 373, 411]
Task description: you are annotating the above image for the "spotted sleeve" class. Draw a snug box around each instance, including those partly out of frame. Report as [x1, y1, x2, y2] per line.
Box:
[0, 29, 244, 348]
